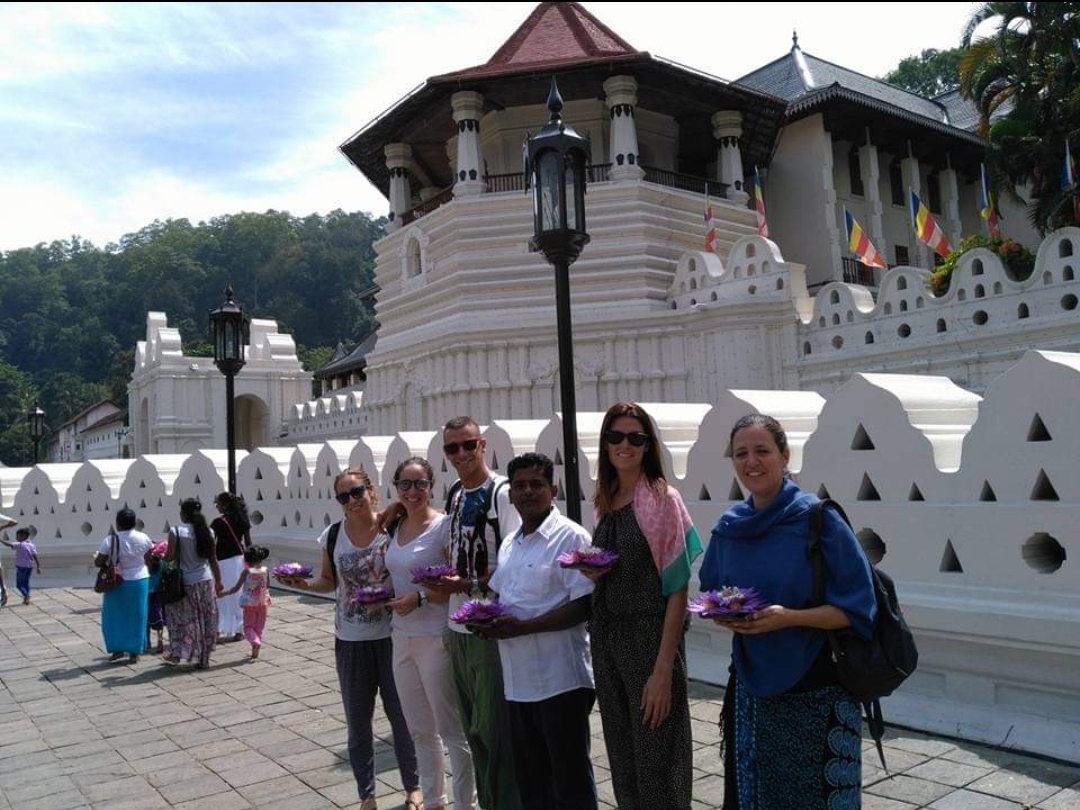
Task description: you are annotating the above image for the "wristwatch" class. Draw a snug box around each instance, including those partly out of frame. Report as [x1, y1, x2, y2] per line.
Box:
[417, 591, 428, 607]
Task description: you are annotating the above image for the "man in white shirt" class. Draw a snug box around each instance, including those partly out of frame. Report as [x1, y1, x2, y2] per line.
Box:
[480, 453, 597, 810]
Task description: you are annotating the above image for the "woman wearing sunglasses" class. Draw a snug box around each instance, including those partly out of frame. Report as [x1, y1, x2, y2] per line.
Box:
[384, 457, 477, 810]
[277, 466, 420, 810]
[587, 402, 703, 810]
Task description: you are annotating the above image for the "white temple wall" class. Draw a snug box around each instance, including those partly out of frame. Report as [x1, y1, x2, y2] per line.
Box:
[9, 350, 1080, 762]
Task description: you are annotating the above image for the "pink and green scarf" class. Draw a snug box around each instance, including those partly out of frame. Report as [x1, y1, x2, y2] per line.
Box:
[632, 477, 703, 595]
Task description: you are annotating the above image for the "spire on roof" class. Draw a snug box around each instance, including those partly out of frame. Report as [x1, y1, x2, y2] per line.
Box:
[792, 30, 800, 51]
[791, 30, 815, 89]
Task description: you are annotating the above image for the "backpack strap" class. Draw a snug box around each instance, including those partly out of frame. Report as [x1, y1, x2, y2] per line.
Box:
[487, 478, 509, 550]
[326, 521, 341, 585]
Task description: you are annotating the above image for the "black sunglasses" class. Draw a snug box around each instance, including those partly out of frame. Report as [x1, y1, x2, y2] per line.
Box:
[334, 485, 367, 504]
[395, 479, 433, 492]
[603, 429, 650, 447]
[443, 438, 481, 455]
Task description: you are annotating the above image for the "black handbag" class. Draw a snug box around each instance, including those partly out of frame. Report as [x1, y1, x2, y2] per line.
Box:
[158, 564, 185, 605]
[94, 533, 124, 594]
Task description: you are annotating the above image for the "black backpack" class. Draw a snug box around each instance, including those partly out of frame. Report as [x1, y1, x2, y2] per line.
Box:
[809, 498, 919, 770]
[326, 521, 342, 583]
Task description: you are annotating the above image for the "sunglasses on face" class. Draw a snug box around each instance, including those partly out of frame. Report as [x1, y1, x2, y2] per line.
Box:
[603, 429, 650, 447]
[443, 438, 481, 456]
[395, 479, 433, 492]
[334, 485, 367, 505]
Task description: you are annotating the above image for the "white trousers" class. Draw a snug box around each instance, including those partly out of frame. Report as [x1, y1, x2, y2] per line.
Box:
[392, 631, 476, 810]
[217, 555, 245, 635]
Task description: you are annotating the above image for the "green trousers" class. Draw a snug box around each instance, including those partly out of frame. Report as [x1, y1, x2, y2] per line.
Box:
[448, 631, 522, 810]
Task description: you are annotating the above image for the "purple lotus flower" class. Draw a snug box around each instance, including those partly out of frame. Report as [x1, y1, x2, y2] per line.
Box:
[272, 562, 313, 578]
[349, 585, 395, 605]
[411, 564, 456, 584]
[688, 586, 768, 619]
[557, 548, 619, 569]
[450, 599, 511, 625]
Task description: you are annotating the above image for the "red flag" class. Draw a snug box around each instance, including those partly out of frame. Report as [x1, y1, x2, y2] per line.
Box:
[704, 188, 716, 252]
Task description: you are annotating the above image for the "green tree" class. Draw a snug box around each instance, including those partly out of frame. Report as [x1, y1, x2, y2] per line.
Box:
[883, 47, 963, 96]
[959, 2, 1080, 232]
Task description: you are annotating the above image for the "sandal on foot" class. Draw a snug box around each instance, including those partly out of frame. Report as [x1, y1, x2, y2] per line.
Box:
[404, 790, 423, 810]
[359, 798, 378, 810]
[109, 652, 125, 661]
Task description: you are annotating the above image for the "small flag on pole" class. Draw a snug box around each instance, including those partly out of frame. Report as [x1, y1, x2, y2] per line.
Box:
[704, 186, 716, 253]
[844, 208, 887, 268]
[979, 164, 1000, 238]
[1064, 138, 1080, 222]
[910, 190, 951, 257]
[753, 166, 769, 238]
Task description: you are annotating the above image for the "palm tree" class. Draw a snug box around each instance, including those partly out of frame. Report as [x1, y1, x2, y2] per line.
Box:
[959, 2, 1080, 232]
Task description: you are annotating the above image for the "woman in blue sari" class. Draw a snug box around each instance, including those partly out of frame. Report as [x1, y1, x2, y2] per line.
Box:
[95, 508, 154, 663]
[699, 414, 876, 810]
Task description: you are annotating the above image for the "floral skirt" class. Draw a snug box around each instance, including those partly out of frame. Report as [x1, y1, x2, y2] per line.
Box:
[723, 672, 862, 810]
[163, 578, 218, 666]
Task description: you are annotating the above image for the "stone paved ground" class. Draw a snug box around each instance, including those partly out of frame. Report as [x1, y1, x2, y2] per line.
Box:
[1, 585, 1077, 810]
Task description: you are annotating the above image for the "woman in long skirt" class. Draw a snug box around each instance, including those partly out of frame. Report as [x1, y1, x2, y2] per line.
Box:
[96, 507, 154, 663]
[163, 498, 224, 669]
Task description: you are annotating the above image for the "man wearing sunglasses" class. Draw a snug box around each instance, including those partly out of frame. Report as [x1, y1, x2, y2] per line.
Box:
[426, 416, 523, 810]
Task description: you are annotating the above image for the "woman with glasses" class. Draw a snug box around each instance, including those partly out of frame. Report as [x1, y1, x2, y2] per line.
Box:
[277, 467, 420, 810]
[586, 402, 702, 810]
[385, 457, 476, 810]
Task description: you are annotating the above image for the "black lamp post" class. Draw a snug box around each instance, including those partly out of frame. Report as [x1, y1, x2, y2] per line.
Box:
[27, 404, 45, 465]
[209, 283, 249, 494]
[527, 77, 590, 523]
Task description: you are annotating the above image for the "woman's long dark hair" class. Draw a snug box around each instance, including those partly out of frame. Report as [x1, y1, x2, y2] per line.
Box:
[215, 491, 251, 534]
[180, 498, 215, 559]
[593, 402, 668, 517]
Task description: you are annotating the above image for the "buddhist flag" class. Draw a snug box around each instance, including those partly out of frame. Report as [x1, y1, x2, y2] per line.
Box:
[753, 166, 769, 238]
[910, 190, 951, 257]
[844, 208, 887, 268]
[704, 186, 716, 252]
[979, 164, 1000, 238]
[1064, 138, 1080, 221]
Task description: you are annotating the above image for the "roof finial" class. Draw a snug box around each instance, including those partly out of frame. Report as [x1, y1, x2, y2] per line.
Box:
[792, 30, 800, 51]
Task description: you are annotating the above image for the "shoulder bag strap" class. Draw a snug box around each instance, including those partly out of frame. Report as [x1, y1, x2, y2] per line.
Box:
[221, 517, 245, 556]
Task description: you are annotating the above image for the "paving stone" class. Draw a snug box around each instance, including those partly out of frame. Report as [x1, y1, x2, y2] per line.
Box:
[928, 788, 1025, 809]
[965, 770, 1073, 806]
[1037, 784, 1080, 810]
[866, 773, 955, 805]
[905, 758, 995, 787]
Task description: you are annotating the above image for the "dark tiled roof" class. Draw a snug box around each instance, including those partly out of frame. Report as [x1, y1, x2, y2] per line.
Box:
[737, 47, 951, 124]
[935, 89, 982, 132]
[316, 331, 378, 378]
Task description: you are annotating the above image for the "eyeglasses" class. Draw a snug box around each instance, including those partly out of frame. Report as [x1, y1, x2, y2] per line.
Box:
[443, 438, 481, 456]
[603, 429, 650, 447]
[395, 479, 433, 492]
[334, 485, 367, 504]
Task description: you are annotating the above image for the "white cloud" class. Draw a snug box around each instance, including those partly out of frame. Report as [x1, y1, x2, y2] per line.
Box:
[0, 1, 983, 252]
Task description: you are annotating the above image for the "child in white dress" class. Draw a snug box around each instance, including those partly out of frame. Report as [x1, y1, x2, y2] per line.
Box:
[221, 546, 272, 659]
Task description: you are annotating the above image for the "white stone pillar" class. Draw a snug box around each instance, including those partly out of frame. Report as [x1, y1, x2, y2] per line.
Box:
[604, 75, 645, 181]
[384, 143, 412, 233]
[859, 142, 885, 256]
[903, 156, 929, 268]
[712, 111, 749, 204]
[941, 167, 961, 251]
[451, 91, 486, 197]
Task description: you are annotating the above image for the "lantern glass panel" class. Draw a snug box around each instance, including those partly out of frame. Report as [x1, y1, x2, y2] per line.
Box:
[538, 151, 561, 232]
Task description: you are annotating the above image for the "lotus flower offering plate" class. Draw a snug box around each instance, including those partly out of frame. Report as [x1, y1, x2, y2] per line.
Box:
[410, 564, 456, 584]
[450, 599, 512, 625]
[272, 562, 313, 579]
[350, 585, 396, 606]
[688, 586, 768, 619]
[557, 548, 619, 570]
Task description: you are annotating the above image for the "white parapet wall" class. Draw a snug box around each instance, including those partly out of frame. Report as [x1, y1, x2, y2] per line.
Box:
[2, 350, 1078, 762]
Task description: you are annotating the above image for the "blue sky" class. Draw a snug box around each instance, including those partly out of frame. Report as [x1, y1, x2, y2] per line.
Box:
[0, 2, 981, 252]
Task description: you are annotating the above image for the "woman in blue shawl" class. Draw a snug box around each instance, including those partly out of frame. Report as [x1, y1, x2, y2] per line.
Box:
[699, 414, 876, 810]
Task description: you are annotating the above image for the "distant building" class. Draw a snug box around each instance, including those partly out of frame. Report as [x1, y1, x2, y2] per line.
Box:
[49, 400, 128, 462]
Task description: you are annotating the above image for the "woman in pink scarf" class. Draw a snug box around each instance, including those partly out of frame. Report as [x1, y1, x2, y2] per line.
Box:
[585, 402, 702, 810]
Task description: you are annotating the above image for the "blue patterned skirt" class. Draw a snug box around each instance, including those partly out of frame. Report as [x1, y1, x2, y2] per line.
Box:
[723, 666, 862, 810]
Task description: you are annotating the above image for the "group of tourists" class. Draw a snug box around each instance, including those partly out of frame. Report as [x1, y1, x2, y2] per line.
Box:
[76, 397, 877, 809]
[274, 404, 877, 810]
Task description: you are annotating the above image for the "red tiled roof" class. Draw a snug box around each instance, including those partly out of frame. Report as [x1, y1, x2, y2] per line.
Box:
[434, 2, 643, 81]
